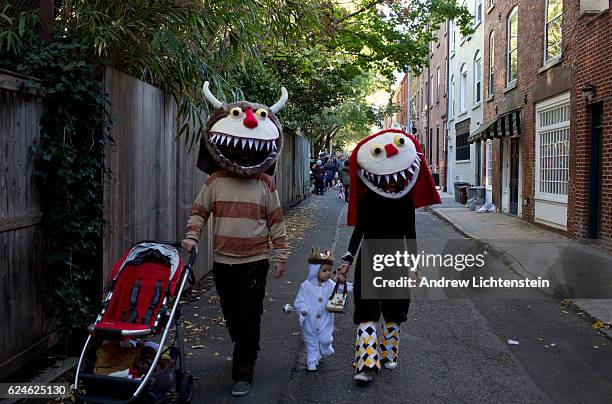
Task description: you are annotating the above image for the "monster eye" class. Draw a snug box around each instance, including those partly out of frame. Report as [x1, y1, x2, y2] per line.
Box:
[370, 143, 383, 156]
[229, 107, 243, 117]
[394, 135, 406, 146]
[255, 108, 268, 118]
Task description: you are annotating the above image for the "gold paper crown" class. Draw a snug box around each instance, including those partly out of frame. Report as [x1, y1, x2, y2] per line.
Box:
[308, 248, 334, 265]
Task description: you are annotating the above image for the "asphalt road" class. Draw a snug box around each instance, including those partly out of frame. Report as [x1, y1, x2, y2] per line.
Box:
[184, 190, 612, 404]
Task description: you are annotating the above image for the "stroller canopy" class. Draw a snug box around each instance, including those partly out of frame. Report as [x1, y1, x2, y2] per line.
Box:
[112, 242, 181, 282]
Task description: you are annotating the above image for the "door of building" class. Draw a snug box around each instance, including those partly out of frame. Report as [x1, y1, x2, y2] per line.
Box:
[588, 103, 603, 239]
[509, 138, 519, 215]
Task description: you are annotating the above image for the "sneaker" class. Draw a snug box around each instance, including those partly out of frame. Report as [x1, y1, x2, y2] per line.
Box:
[353, 369, 374, 383]
[383, 360, 398, 370]
[231, 381, 251, 397]
[307, 363, 318, 371]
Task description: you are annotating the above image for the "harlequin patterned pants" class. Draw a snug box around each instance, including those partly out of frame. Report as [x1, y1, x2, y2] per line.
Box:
[354, 321, 381, 372]
[379, 322, 400, 365]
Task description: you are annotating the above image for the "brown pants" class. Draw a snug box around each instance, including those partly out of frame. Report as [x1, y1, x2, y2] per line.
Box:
[212, 259, 269, 382]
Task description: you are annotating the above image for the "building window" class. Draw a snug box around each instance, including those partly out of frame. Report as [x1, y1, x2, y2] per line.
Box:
[488, 31, 495, 96]
[428, 128, 433, 165]
[436, 66, 440, 101]
[535, 93, 570, 202]
[460, 64, 467, 112]
[456, 133, 470, 161]
[420, 89, 424, 112]
[475, 0, 483, 25]
[443, 57, 448, 95]
[449, 20, 456, 53]
[485, 141, 492, 188]
[436, 125, 440, 167]
[429, 75, 433, 106]
[449, 75, 455, 118]
[545, 0, 563, 62]
[507, 7, 518, 84]
[474, 51, 482, 104]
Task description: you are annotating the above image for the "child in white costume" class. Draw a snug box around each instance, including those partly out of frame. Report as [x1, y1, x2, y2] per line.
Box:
[293, 250, 335, 371]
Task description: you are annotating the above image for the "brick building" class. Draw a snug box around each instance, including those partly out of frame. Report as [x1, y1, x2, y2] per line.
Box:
[470, 0, 577, 228]
[385, 73, 409, 130]
[427, 23, 449, 190]
[448, 0, 486, 196]
[567, 1, 611, 240]
[388, 24, 449, 190]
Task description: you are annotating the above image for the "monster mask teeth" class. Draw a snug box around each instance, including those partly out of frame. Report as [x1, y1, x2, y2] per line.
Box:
[248, 139, 254, 149]
[254, 140, 261, 150]
[220, 135, 227, 145]
[399, 170, 407, 180]
[385, 174, 390, 184]
[392, 172, 398, 182]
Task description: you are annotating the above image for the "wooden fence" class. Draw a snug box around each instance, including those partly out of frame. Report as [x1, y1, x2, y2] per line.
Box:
[103, 68, 310, 285]
[102, 68, 214, 286]
[0, 70, 56, 379]
[274, 129, 311, 208]
[0, 67, 310, 378]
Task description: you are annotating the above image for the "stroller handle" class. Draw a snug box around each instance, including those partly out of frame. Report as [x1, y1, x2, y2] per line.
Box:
[185, 248, 197, 285]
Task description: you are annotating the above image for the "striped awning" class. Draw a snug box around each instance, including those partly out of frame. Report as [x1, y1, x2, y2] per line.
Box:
[468, 109, 522, 144]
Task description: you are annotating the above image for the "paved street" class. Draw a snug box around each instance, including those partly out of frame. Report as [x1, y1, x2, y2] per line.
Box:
[183, 191, 612, 403]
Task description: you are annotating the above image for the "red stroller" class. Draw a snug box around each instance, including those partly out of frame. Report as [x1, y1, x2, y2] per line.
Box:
[75, 241, 197, 403]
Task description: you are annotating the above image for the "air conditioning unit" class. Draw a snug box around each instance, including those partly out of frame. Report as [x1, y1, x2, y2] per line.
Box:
[580, 0, 608, 15]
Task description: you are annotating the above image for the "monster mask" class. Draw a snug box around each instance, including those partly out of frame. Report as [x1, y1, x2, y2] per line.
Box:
[196, 81, 288, 177]
[347, 128, 441, 225]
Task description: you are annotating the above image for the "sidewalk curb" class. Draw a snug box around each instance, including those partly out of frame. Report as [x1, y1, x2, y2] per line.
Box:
[425, 206, 612, 341]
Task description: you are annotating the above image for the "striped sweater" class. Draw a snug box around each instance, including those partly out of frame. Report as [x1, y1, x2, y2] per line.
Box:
[185, 171, 288, 264]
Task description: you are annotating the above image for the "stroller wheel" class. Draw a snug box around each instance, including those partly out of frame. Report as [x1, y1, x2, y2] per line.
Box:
[176, 371, 194, 403]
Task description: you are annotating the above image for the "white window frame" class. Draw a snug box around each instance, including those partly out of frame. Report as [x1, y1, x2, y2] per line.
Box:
[507, 7, 518, 85]
[460, 64, 467, 112]
[488, 31, 495, 96]
[535, 92, 570, 204]
[544, 0, 563, 63]
[436, 66, 441, 101]
[475, 0, 483, 25]
[474, 51, 482, 104]
[429, 75, 433, 106]
[449, 75, 455, 118]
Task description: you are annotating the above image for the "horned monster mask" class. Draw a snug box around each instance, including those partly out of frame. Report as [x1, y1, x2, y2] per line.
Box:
[196, 81, 288, 177]
[347, 128, 441, 225]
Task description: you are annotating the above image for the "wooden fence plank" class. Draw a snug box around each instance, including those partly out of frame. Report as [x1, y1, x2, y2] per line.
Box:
[0, 74, 48, 378]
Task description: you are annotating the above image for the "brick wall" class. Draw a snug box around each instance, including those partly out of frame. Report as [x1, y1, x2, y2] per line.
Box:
[428, 23, 449, 190]
[483, 0, 576, 220]
[567, 3, 612, 240]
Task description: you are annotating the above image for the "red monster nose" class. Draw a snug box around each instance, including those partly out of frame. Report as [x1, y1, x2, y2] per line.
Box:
[243, 108, 259, 129]
[384, 143, 398, 157]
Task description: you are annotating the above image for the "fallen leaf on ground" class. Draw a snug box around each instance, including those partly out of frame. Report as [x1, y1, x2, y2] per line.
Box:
[592, 321, 606, 330]
[191, 345, 205, 349]
[507, 339, 519, 345]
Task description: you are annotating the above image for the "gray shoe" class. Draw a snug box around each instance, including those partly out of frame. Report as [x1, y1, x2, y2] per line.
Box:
[353, 369, 374, 383]
[231, 381, 252, 397]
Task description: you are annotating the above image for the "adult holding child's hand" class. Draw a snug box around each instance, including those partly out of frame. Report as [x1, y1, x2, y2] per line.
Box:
[340, 129, 441, 385]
